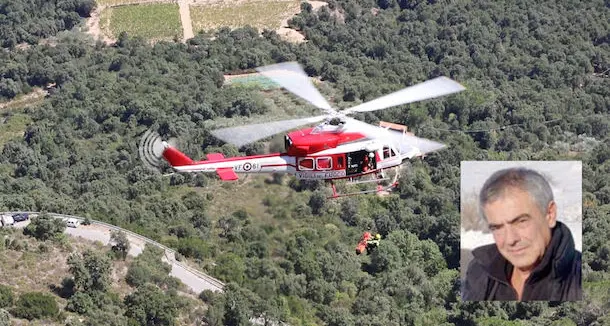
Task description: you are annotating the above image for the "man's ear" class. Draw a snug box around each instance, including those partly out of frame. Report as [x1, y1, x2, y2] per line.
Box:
[546, 201, 557, 228]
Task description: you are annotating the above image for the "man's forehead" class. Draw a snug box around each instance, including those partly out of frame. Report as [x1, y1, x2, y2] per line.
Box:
[483, 188, 541, 222]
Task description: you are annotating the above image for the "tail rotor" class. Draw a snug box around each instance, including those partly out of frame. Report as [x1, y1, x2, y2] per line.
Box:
[138, 129, 178, 172]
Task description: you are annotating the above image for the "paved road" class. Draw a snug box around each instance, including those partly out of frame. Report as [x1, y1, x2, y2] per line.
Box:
[5, 215, 223, 294]
[4, 213, 288, 325]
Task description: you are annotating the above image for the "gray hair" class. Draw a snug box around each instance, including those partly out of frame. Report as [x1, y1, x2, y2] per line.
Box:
[479, 167, 554, 220]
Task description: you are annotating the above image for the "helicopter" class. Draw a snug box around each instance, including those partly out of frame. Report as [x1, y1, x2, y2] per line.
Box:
[159, 62, 465, 198]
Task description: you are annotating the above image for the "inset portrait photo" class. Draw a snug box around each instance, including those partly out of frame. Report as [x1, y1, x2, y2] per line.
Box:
[460, 161, 582, 301]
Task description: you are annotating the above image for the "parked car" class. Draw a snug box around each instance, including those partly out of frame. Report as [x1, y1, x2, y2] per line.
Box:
[1, 214, 14, 227]
[12, 213, 29, 222]
[66, 218, 80, 228]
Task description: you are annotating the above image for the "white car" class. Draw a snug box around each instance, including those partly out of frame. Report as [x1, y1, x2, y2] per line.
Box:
[66, 218, 80, 228]
[1, 215, 14, 227]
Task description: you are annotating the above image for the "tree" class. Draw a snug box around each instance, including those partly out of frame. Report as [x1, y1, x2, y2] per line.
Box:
[23, 213, 65, 241]
[374, 213, 397, 236]
[214, 253, 246, 285]
[110, 230, 130, 260]
[126, 245, 174, 289]
[308, 191, 327, 215]
[202, 291, 226, 326]
[222, 284, 255, 326]
[0, 78, 21, 98]
[217, 215, 242, 241]
[67, 249, 112, 294]
[124, 284, 178, 326]
[339, 198, 359, 226]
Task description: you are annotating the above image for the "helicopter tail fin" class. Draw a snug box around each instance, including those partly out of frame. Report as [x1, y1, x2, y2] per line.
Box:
[205, 153, 225, 161]
[162, 142, 194, 167]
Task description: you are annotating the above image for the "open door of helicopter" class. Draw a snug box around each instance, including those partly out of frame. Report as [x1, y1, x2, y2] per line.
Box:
[346, 150, 377, 176]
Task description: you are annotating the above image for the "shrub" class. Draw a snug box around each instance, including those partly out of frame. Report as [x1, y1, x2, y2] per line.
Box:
[110, 230, 130, 260]
[23, 213, 65, 241]
[0, 285, 13, 308]
[0, 309, 9, 326]
[11, 292, 58, 320]
[66, 292, 94, 315]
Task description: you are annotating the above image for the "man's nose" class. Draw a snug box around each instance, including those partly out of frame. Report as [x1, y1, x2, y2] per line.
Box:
[505, 225, 521, 245]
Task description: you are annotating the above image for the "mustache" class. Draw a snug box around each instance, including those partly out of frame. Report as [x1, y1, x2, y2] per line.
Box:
[506, 245, 528, 252]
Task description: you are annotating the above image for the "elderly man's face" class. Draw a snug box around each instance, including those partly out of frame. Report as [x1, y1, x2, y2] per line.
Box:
[483, 187, 556, 272]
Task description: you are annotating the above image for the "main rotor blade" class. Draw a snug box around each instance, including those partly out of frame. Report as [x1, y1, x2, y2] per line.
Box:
[210, 115, 327, 148]
[343, 117, 446, 155]
[256, 62, 334, 114]
[340, 76, 465, 115]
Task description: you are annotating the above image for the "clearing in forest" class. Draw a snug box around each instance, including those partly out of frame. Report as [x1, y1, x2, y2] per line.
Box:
[96, 0, 169, 6]
[102, 3, 183, 40]
[190, 0, 300, 33]
[0, 88, 47, 147]
[224, 73, 282, 90]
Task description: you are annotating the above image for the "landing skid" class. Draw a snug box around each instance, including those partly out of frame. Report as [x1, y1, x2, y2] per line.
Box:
[327, 167, 401, 199]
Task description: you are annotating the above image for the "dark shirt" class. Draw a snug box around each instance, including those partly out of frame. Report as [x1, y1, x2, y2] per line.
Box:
[462, 221, 582, 301]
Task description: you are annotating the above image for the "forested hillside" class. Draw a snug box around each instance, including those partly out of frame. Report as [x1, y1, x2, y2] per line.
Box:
[0, 0, 609, 325]
[0, 0, 96, 48]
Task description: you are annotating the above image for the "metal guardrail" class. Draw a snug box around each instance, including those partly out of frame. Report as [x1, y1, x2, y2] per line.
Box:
[1, 211, 225, 291]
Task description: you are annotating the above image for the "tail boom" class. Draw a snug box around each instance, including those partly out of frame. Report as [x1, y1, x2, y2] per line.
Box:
[161, 144, 296, 180]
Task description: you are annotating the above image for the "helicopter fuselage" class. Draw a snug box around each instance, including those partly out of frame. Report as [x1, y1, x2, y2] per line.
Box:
[164, 127, 406, 181]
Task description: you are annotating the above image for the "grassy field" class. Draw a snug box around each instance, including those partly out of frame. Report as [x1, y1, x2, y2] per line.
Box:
[103, 3, 182, 40]
[225, 74, 282, 90]
[0, 113, 31, 147]
[0, 88, 44, 147]
[96, 0, 165, 7]
[190, 0, 300, 33]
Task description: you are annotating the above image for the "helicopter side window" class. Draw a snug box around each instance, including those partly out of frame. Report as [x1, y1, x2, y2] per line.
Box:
[316, 157, 332, 170]
[285, 136, 293, 151]
[298, 158, 314, 170]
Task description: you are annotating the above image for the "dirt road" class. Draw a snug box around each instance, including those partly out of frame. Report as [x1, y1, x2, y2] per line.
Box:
[178, 0, 194, 41]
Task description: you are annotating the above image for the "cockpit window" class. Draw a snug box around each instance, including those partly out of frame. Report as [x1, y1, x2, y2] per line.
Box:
[285, 136, 293, 150]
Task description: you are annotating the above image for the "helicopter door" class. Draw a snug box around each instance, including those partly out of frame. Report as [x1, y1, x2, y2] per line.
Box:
[346, 150, 376, 175]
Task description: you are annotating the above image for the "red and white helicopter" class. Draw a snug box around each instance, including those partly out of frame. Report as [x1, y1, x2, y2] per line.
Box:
[158, 62, 465, 197]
